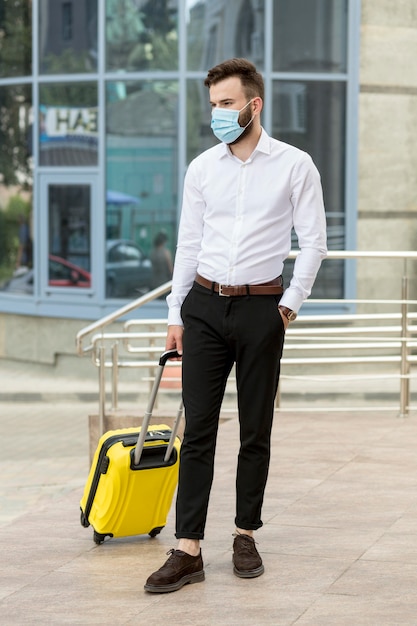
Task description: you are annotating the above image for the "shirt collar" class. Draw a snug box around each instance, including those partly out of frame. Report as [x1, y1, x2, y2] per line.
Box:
[255, 128, 271, 155]
[218, 127, 271, 160]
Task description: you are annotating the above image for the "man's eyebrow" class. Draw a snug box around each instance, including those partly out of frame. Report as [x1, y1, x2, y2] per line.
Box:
[209, 98, 235, 105]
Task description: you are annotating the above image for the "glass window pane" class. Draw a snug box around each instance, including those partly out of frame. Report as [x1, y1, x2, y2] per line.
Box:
[106, 0, 179, 72]
[39, 0, 98, 74]
[272, 80, 346, 298]
[187, 0, 265, 71]
[273, 0, 348, 73]
[48, 184, 91, 288]
[106, 80, 178, 297]
[0, 84, 33, 295]
[186, 79, 217, 164]
[39, 83, 98, 166]
[0, 0, 32, 78]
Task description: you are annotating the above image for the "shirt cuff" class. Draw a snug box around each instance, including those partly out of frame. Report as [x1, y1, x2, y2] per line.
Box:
[167, 307, 184, 327]
[279, 289, 304, 314]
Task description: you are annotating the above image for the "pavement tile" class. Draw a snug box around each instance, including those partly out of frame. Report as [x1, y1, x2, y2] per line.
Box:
[1, 358, 417, 625]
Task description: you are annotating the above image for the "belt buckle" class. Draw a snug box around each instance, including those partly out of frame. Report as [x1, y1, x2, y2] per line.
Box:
[218, 284, 230, 297]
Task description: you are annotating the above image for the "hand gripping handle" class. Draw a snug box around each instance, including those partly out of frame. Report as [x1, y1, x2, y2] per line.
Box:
[158, 349, 181, 366]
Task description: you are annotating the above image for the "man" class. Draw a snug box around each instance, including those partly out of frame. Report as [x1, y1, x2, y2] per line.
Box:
[144, 58, 327, 593]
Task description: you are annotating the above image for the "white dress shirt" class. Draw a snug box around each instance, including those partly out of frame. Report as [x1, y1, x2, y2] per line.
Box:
[167, 128, 327, 326]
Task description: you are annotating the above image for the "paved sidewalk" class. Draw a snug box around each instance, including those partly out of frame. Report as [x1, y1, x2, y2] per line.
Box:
[1, 358, 417, 624]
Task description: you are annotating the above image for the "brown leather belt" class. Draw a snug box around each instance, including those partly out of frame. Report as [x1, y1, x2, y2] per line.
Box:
[195, 273, 283, 297]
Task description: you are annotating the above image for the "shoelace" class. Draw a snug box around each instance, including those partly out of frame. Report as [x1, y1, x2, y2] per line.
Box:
[233, 533, 258, 551]
[166, 548, 179, 558]
[165, 548, 195, 559]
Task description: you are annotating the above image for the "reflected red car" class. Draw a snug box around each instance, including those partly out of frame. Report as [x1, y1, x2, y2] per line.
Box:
[48, 255, 91, 288]
[0, 256, 91, 294]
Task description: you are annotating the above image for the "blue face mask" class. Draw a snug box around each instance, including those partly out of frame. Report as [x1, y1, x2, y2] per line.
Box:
[211, 100, 254, 144]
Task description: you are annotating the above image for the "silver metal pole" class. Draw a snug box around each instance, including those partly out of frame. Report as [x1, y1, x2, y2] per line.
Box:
[134, 350, 180, 465]
[111, 341, 119, 410]
[99, 345, 106, 435]
[399, 275, 410, 418]
[134, 364, 165, 465]
[164, 400, 184, 462]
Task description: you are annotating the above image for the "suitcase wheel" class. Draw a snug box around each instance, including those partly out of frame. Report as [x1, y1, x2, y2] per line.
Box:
[149, 526, 164, 538]
[80, 509, 90, 528]
[93, 531, 113, 545]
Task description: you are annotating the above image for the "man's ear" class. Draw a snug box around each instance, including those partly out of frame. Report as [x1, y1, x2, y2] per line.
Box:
[252, 96, 263, 115]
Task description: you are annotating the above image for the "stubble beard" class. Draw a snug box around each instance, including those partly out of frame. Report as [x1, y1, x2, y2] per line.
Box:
[228, 106, 255, 146]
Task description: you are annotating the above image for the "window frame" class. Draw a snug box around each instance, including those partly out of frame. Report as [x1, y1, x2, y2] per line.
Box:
[0, 0, 360, 320]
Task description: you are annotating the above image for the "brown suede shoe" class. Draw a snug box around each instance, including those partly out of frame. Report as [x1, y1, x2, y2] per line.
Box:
[144, 549, 205, 593]
[232, 534, 265, 578]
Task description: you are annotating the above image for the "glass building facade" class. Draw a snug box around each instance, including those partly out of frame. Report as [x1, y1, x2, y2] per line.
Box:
[0, 0, 360, 320]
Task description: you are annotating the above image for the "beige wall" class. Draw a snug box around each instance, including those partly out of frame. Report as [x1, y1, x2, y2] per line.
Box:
[0, 312, 166, 378]
[0, 313, 131, 377]
[0, 313, 92, 365]
[357, 0, 417, 297]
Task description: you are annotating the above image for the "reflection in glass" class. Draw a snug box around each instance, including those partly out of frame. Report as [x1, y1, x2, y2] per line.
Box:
[186, 79, 217, 164]
[48, 184, 91, 285]
[39, 0, 97, 74]
[187, 0, 265, 71]
[272, 80, 346, 298]
[273, 80, 346, 221]
[0, 84, 33, 294]
[39, 83, 98, 166]
[273, 0, 348, 73]
[106, 80, 178, 297]
[149, 231, 173, 293]
[0, 0, 32, 78]
[106, 0, 179, 72]
[105, 240, 152, 298]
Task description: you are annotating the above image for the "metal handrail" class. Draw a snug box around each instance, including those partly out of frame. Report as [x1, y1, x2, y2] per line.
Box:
[76, 252, 417, 354]
[76, 281, 172, 356]
[76, 251, 417, 424]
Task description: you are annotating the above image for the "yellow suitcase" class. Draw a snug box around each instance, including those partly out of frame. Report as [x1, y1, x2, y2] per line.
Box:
[80, 350, 183, 544]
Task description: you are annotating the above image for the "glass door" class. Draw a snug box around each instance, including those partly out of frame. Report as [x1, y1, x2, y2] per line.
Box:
[39, 174, 99, 297]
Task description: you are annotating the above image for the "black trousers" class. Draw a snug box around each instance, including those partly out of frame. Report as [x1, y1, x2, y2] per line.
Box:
[175, 281, 285, 540]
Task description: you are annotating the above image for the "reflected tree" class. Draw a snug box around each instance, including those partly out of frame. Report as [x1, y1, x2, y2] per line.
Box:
[0, 2, 32, 187]
[0, 0, 32, 78]
[0, 84, 32, 187]
[106, 0, 178, 71]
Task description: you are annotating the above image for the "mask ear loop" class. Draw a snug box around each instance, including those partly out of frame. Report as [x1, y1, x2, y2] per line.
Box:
[242, 114, 255, 130]
[239, 98, 254, 113]
[240, 99, 255, 131]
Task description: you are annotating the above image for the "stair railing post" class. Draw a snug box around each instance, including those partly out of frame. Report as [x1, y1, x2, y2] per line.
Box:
[99, 345, 106, 435]
[111, 341, 119, 411]
[399, 270, 410, 418]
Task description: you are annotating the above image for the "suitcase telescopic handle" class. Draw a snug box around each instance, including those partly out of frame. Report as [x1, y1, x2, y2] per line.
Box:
[159, 349, 181, 366]
[134, 349, 182, 465]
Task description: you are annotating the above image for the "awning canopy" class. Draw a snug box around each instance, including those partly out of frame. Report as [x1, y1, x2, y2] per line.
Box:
[106, 190, 141, 205]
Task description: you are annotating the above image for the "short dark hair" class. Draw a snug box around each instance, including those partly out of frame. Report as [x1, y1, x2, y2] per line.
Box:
[204, 58, 264, 101]
[153, 231, 168, 246]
